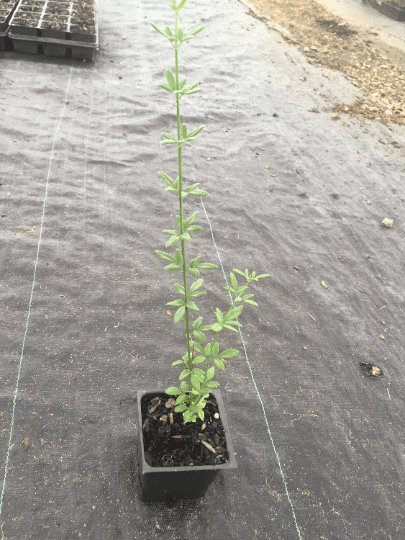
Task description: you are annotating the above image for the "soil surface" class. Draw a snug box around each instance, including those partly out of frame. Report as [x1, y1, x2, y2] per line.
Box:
[241, 0, 405, 126]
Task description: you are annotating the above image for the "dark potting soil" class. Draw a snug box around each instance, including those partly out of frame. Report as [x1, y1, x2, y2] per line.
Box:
[141, 393, 231, 468]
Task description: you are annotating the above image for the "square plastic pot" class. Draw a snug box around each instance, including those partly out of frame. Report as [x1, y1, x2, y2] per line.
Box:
[137, 388, 237, 502]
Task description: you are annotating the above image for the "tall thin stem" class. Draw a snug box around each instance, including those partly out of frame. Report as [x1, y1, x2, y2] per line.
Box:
[174, 9, 192, 398]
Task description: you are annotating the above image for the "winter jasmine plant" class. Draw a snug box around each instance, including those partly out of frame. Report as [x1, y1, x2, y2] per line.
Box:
[150, 0, 270, 423]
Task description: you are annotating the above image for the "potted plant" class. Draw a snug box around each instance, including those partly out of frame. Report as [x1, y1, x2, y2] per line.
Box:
[138, 0, 270, 502]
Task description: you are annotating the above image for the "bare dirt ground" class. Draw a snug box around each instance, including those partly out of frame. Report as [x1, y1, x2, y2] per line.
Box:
[239, 0, 405, 126]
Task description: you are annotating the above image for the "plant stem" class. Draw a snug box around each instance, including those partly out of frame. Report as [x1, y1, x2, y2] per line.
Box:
[174, 8, 193, 398]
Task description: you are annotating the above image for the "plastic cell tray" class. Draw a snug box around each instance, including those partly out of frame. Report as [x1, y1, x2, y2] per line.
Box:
[7, 0, 98, 60]
[0, 0, 19, 49]
[363, 0, 405, 21]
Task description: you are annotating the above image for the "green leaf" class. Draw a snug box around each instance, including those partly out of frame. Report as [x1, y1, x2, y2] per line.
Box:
[161, 132, 176, 142]
[178, 77, 187, 90]
[185, 300, 199, 311]
[171, 359, 185, 366]
[163, 229, 180, 237]
[187, 225, 203, 232]
[175, 403, 187, 413]
[192, 317, 203, 329]
[159, 171, 175, 187]
[150, 21, 168, 38]
[184, 210, 199, 225]
[164, 263, 181, 271]
[204, 343, 212, 357]
[157, 83, 173, 92]
[190, 189, 209, 196]
[222, 324, 239, 333]
[233, 268, 247, 278]
[166, 299, 185, 307]
[180, 233, 191, 241]
[191, 355, 206, 365]
[174, 305, 186, 323]
[189, 267, 200, 277]
[174, 283, 185, 295]
[186, 124, 205, 139]
[212, 342, 219, 357]
[205, 380, 220, 388]
[165, 386, 181, 395]
[257, 273, 270, 279]
[189, 291, 206, 299]
[225, 304, 243, 321]
[244, 299, 258, 306]
[205, 366, 215, 381]
[180, 123, 187, 139]
[155, 250, 175, 263]
[166, 235, 180, 247]
[175, 249, 183, 265]
[211, 323, 222, 332]
[179, 368, 191, 380]
[214, 358, 225, 370]
[219, 349, 239, 358]
[193, 330, 206, 343]
[189, 278, 204, 294]
[223, 285, 234, 292]
[216, 308, 223, 323]
[230, 272, 238, 291]
[196, 262, 218, 270]
[184, 185, 200, 194]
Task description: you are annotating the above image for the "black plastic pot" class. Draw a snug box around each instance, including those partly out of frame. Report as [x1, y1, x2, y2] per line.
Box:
[137, 388, 237, 502]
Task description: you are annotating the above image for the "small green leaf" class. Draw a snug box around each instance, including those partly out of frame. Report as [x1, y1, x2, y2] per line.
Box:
[165, 386, 181, 395]
[192, 317, 203, 329]
[174, 283, 185, 295]
[174, 305, 186, 323]
[175, 249, 183, 265]
[155, 250, 175, 262]
[164, 263, 180, 271]
[166, 235, 180, 247]
[166, 299, 185, 307]
[216, 308, 223, 323]
[244, 299, 258, 306]
[171, 359, 185, 366]
[185, 300, 199, 311]
[230, 272, 238, 291]
[187, 124, 205, 139]
[165, 69, 176, 90]
[223, 285, 235, 293]
[196, 262, 218, 270]
[184, 210, 199, 225]
[191, 340, 203, 352]
[193, 330, 206, 342]
[192, 355, 206, 365]
[179, 368, 191, 380]
[214, 358, 225, 370]
[157, 83, 173, 92]
[180, 233, 191, 241]
[211, 323, 222, 332]
[189, 278, 204, 294]
[205, 380, 220, 388]
[150, 21, 168, 38]
[219, 349, 239, 358]
[205, 366, 215, 381]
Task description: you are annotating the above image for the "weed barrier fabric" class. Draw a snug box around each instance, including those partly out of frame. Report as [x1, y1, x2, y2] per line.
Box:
[1, 0, 405, 536]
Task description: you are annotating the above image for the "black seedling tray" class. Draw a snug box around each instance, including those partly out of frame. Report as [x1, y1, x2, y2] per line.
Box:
[7, 0, 98, 60]
[0, 0, 19, 50]
[363, 0, 405, 21]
